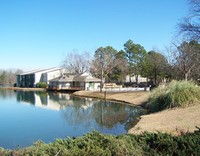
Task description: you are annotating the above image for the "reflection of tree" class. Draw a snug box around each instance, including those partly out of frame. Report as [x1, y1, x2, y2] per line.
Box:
[62, 98, 145, 132]
[0, 89, 17, 99]
[61, 97, 97, 128]
[62, 106, 94, 128]
[93, 101, 128, 128]
[124, 108, 146, 131]
[93, 101, 144, 131]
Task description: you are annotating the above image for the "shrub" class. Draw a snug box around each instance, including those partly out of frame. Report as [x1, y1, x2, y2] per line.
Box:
[1, 129, 200, 155]
[36, 82, 47, 88]
[146, 80, 200, 112]
[133, 127, 200, 155]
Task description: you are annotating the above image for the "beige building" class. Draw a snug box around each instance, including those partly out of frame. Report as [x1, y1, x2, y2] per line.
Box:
[48, 73, 101, 91]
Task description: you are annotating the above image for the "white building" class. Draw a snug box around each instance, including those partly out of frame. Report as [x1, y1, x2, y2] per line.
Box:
[16, 67, 62, 87]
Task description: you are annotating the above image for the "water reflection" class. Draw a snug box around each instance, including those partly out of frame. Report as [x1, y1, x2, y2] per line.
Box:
[16, 91, 70, 110]
[0, 89, 146, 149]
[2, 90, 146, 131]
[0, 89, 17, 99]
[61, 98, 144, 132]
[1, 90, 146, 130]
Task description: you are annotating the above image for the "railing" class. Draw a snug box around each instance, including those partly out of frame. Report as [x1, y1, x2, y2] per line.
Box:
[47, 86, 83, 91]
[48, 85, 150, 92]
[103, 87, 150, 92]
[91, 87, 150, 92]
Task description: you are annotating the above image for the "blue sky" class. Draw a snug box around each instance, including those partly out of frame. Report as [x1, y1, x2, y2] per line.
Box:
[0, 0, 188, 71]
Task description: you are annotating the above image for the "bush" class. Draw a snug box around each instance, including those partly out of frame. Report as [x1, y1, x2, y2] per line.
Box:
[146, 80, 200, 112]
[134, 127, 200, 155]
[1, 129, 200, 155]
[36, 82, 47, 88]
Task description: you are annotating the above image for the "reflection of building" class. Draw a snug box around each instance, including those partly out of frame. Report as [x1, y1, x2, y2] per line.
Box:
[80, 98, 94, 109]
[48, 73, 101, 91]
[34, 93, 70, 111]
[16, 91, 73, 111]
[16, 67, 62, 87]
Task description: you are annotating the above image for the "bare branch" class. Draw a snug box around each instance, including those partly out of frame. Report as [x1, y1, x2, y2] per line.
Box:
[62, 51, 91, 74]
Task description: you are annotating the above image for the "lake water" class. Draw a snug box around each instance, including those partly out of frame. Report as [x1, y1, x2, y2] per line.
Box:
[0, 89, 146, 149]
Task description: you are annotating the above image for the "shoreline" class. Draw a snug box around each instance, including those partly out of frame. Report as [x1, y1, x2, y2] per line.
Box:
[1, 87, 46, 91]
[73, 90, 200, 135]
[73, 90, 149, 107]
[2, 88, 199, 135]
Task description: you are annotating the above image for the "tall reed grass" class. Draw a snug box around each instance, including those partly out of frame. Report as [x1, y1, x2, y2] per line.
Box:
[146, 81, 200, 112]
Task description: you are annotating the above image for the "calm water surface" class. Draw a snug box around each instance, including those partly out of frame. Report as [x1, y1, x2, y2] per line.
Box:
[0, 89, 146, 149]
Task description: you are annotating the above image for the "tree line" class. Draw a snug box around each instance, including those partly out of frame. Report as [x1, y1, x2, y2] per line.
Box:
[0, 69, 23, 86]
[62, 41, 171, 87]
[62, 0, 200, 86]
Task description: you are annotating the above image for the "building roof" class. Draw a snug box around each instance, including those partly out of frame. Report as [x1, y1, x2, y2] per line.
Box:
[74, 75, 101, 82]
[19, 67, 61, 75]
[50, 74, 75, 82]
[49, 73, 101, 83]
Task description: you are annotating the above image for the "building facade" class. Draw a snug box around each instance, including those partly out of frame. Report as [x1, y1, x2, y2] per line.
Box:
[16, 67, 62, 87]
[48, 73, 101, 91]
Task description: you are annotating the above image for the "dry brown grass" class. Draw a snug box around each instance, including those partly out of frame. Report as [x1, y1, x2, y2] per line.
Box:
[73, 91, 149, 106]
[128, 104, 200, 135]
[3, 87, 46, 91]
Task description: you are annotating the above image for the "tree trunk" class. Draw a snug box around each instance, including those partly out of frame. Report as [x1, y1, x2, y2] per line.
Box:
[135, 74, 139, 85]
[154, 68, 157, 86]
[129, 75, 131, 82]
[185, 72, 189, 81]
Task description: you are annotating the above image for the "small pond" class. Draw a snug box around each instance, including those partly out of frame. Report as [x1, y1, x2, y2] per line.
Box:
[0, 89, 146, 149]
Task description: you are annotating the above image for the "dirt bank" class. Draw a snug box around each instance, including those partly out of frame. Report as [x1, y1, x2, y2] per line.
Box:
[128, 104, 200, 135]
[73, 91, 149, 106]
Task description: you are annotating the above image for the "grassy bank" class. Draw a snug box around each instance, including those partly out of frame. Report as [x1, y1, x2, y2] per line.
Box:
[146, 80, 200, 112]
[0, 129, 199, 156]
[129, 81, 200, 135]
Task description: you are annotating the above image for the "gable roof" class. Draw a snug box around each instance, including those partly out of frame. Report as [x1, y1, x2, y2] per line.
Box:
[19, 67, 61, 75]
[74, 75, 101, 82]
[49, 73, 101, 83]
[50, 74, 75, 82]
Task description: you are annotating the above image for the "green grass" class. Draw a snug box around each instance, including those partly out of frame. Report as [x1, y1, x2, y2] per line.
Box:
[0, 129, 200, 156]
[146, 80, 200, 112]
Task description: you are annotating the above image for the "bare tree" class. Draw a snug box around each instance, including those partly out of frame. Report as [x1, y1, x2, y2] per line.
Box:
[62, 51, 91, 74]
[172, 40, 200, 81]
[0, 69, 23, 86]
[179, 0, 200, 41]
